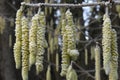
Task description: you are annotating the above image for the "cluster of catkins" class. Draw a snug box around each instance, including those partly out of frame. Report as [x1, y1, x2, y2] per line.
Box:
[14, 6, 47, 80]
[60, 9, 79, 80]
[102, 14, 118, 80]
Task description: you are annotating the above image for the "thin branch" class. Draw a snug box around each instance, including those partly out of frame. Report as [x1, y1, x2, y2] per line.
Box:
[77, 68, 104, 73]
[72, 61, 95, 79]
[21, 1, 120, 8]
[6, 1, 17, 11]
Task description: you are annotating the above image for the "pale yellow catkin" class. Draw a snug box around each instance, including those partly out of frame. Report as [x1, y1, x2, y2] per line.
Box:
[46, 65, 51, 80]
[0, 16, 5, 34]
[29, 14, 38, 69]
[109, 29, 118, 80]
[14, 8, 23, 69]
[90, 45, 95, 60]
[61, 10, 79, 76]
[66, 65, 78, 80]
[116, 5, 120, 17]
[56, 53, 59, 72]
[49, 37, 54, 54]
[95, 45, 101, 80]
[102, 14, 112, 75]
[65, 10, 79, 61]
[36, 12, 47, 75]
[60, 11, 70, 77]
[21, 17, 29, 80]
[9, 35, 12, 47]
[60, 32, 70, 76]
[85, 48, 88, 65]
[61, 19, 66, 35]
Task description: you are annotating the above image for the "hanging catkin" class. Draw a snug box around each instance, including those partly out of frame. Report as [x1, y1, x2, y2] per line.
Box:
[36, 12, 47, 75]
[60, 11, 70, 76]
[46, 65, 51, 80]
[90, 45, 95, 60]
[66, 64, 78, 80]
[13, 7, 23, 69]
[95, 44, 101, 80]
[109, 29, 118, 80]
[61, 10, 79, 76]
[60, 31, 70, 76]
[116, 5, 120, 17]
[0, 16, 5, 34]
[21, 16, 29, 80]
[65, 10, 79, 61]
[102, 14, 112, 75]
[56, 53, 59, 72]
[85, 48, 88, 65]
[29, 14, 38, 69]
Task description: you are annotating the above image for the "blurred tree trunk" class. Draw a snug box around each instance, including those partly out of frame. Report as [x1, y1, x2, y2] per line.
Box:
[0, 0, 16, 80]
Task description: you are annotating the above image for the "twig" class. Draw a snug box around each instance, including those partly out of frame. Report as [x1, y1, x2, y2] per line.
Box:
[72, 61, 95, 79]
[21, 1, 120, 8]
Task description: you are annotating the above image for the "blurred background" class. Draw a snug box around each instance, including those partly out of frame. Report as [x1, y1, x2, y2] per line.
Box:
[0, 0, 120, 80]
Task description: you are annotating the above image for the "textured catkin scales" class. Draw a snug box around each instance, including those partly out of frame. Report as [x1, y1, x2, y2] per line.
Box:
[29, 14, 38, 69]
[36, 12, 47, 75]
[60, 11, 69, 77]
[60, 10, 79, 76]
[102, 14, 112, 75]
[66, 65, 78, 80]
[46, 65, 51, 80]
[60, 33, 70, 76]
[109, 29, 118, 80]
[14, 8, 23, 69]
[65, 10, 79, 61]
[21, 17, 29, 80]
[95, 45, 101, 80]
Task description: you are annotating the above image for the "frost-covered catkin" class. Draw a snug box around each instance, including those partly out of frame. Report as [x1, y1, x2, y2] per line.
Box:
[21, 17, 29, 80]
[95, 45, 101, 80]
[65, 10, 79, 61]
[46, 65, 51, 80]
[36, 12, 47, 75]
[66, 65, 78, 80]
[102, 14, 112, 75]
[109, 29, 118, 80]
[14, 8, 23, 69]
[29, 14, 38, 69]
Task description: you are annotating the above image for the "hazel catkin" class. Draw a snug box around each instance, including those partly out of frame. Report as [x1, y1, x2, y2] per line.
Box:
[61, 10, 79, 76]
[60, 33, 70, 76]
[109, 29, 118, 80]
[102, 14, 112, 75]
[21, 16, 29, 80]
[29, 14, 38, 69]
[14, 8, 23, 69]
[46, 65, 51, 80]
[66, 64, 78, 80]
[65, 10, 79, 61]
[36, 12, 47, 75]
[90, 45, 95, 60]
[95, 44, 101, 80]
